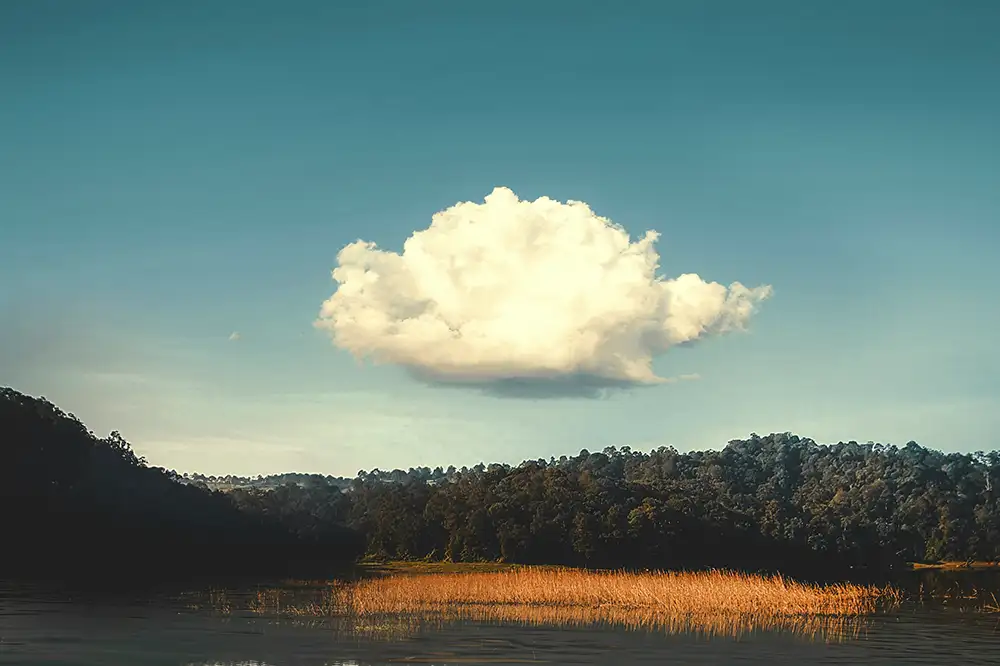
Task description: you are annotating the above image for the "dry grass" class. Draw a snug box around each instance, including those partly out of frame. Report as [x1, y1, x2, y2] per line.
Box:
[247, 588, 283, 615]
[910, 560, 1000, 570]
[344, 568, 897, 618]
[205, 589, 232, 615]
[232, 567, 899, 641]
[355, 597, 875, 641]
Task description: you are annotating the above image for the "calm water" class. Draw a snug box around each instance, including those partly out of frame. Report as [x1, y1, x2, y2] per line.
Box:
[1, 572, 998, 665]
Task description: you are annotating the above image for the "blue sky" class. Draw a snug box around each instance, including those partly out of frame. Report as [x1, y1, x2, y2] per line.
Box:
[2, 1, 998, 476]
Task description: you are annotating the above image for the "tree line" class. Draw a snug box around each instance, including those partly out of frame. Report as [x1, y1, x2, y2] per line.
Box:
[185, 471, 352, 492]
[4, 387, 998, 581]
[225, 435, 1000, 576]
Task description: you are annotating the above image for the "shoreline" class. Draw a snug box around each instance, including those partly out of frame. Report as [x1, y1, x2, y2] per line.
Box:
[908, 561, 1000, 571]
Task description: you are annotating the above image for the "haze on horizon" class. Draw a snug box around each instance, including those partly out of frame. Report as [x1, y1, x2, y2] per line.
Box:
[2, 1, 998, 476]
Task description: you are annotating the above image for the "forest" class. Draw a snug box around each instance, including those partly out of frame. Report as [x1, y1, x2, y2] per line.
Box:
[4, 387, 999, 581]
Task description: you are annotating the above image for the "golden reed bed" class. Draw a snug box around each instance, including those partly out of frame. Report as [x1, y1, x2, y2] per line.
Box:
[233, 567, 901, 642]
[344, 568, 893, 616]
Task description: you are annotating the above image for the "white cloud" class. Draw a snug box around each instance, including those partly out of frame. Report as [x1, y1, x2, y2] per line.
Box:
[316, 187, 772, 388]
[228, 331, 241, 341]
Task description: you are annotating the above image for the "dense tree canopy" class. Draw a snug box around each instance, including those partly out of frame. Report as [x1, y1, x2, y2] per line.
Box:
[327, 435, 999, 574]
[4, 387, 998, 581]
[0, 388, 363, 581]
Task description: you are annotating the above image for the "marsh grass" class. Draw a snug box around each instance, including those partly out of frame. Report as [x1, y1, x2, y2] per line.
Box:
[232, 567, 899, 641]
[206, 589, 232, 615]
[344, 568, 897, 617]
[910, 561, 1000, 570]
[340, 596, 875, 641]
[248, 588, 283, 615]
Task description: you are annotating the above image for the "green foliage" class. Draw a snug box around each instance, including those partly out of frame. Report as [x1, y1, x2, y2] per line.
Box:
[334, 433, 1000, 572]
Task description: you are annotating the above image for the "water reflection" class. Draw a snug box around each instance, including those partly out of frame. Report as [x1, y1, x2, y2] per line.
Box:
[340, 608, 871, 643]
[180, 569, 904, 645]
[189, 663, 361, 666]
[4, 574, 1000, 666]
[186, 588, 874, 644]
[174, 567, 1000, 653]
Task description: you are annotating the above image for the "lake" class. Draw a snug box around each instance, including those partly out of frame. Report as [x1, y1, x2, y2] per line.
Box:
[1, 570, 998, 665]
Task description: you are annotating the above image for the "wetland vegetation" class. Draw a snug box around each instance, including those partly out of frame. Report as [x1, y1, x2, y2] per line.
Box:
[222, 567, 902, 642]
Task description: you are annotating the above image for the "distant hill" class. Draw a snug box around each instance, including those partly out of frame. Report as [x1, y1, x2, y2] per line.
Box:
[183, 469, 453, 493]
[183, 472, 354, 493]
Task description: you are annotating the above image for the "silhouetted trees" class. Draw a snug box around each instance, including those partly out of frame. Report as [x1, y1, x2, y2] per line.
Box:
[1, 388, 363, 581]
[187, 471, 353, 492]
[4, 387, 998, 582]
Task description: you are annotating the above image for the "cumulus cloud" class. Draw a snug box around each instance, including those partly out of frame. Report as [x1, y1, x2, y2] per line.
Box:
[228, 331, 241, 341]
[315, 187, 772, 393]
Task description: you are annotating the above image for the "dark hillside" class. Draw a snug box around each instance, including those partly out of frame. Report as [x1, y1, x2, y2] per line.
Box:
[0, 387, 363, 582]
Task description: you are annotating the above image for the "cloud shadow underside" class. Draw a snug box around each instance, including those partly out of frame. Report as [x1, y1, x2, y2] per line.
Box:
[405, 370, 652, 400]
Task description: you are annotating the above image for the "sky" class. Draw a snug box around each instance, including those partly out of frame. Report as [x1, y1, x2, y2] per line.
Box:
[2, 1, 999, 476]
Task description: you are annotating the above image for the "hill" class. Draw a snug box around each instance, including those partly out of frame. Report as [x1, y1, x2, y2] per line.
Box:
[0, 387, 363, 582]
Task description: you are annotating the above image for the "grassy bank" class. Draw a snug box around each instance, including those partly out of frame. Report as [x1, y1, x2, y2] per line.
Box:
[357, 559, 531, 576]
[909, 561, 1000, 570]
[356, 559, 606, 579]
